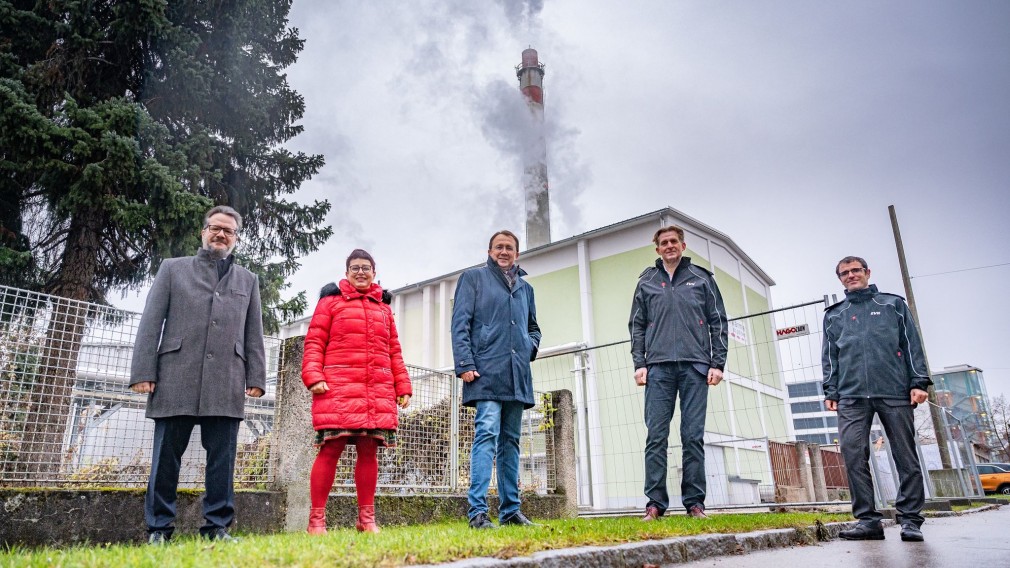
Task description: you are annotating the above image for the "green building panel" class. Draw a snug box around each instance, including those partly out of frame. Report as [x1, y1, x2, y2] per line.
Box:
[729, 384, 765, 440]
[734, 448, 772, 484]
[588, 245, 657, 344]
[598, 373, 648, 501]
[524, 266, 583, 347]
[706, 380, 734, 436]
[745, 287, 783, 388]
[762, 393, 790, 443]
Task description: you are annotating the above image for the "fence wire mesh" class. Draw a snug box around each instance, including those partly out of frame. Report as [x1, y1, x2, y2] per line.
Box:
[530, 298, 981, 512]
[0, 285, 280, 488]
[325, 363, 556, 496]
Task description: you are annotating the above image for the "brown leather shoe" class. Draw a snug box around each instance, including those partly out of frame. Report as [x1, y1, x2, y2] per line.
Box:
[686, 505, 709, 519]
[642, 505, 661, 521]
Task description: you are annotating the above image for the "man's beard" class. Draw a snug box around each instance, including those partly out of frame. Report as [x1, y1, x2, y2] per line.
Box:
[203, 241, 234, 260]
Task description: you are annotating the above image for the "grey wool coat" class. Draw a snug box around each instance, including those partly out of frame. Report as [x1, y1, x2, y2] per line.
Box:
[130, 248, 267, 419]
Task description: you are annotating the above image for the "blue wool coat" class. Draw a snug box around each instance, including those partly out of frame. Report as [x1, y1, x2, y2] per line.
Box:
[451, 257, 541, 409]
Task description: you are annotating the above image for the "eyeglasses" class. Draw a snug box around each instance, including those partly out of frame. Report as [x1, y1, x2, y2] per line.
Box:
[348, 265, 373, 274]
[837, 267, 865, 278]
[205, 225, 238, 237]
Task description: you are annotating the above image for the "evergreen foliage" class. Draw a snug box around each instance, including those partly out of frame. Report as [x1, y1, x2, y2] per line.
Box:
[0, 0, 330, 332]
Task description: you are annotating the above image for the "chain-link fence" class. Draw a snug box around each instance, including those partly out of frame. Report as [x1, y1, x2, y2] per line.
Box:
[0, 285, 281, 488]
[530, 298, 983, 512]
[316, 362, 556, 496]
[0, 284, 555, 496]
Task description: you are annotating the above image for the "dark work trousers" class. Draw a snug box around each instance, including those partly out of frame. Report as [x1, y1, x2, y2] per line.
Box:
[145, 416, 241, 536]
[643, 361, 710, 513]
[837, 398, 925, 528]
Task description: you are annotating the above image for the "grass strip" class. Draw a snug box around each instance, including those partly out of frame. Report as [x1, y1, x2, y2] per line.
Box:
[1, 512, 851, 568]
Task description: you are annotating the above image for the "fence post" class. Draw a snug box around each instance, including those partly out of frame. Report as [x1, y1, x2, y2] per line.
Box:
[450, 373, 460, 493]
[548, 389, 578, 517]
[795, 440, 815, 501]
[270, 336, 314, 532]
[809, 444, 828, 502]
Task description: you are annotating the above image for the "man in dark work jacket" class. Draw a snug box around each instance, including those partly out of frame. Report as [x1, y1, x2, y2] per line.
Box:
[130, 205, 266, 544]
[823, 255, 930, 542]
[629, 225, 728, 521]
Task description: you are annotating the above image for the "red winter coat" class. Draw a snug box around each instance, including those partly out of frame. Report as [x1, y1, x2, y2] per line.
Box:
[302, 280, 411, 431]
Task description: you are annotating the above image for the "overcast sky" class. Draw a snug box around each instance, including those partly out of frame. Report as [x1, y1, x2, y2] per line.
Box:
[117, 1, 1010, 398]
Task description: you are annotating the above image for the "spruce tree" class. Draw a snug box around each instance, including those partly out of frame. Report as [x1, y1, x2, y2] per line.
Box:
[0, 0, 330, 476]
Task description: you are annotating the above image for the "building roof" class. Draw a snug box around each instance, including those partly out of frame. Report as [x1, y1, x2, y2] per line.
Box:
[390, 206, 775, 294]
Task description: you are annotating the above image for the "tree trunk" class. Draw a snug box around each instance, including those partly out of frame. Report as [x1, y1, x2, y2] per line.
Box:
[18, 207, 103, 483]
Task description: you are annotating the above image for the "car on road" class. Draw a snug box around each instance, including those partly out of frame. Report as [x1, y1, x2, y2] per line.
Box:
[975, 463, 1010, 495]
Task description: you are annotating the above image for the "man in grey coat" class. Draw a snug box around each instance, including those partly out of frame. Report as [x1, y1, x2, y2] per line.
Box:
[130, 205, 266, 544]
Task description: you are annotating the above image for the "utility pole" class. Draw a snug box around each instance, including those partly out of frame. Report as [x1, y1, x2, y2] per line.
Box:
[889, 204, 952, 468]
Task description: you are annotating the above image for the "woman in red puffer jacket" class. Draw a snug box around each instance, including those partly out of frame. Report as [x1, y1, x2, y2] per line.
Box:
[301, 249, 411, 535]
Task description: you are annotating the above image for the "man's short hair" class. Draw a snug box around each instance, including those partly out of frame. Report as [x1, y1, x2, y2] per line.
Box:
[835, 255, 868, 276]
[653, 225, 685, 245]
[488, 230, 520, 251]
[346, 248, 376, 271]
[205, 205, 243, 231]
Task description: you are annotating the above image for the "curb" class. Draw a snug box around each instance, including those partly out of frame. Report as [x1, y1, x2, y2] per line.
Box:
[927, 503, 1002, 518]
[419, 520, 884, 568]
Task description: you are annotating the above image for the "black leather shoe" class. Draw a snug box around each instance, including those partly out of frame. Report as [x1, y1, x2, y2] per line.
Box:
[500, 511, 535, 526]
[202, 528, 240, 542]
[148, 531, 171, 545]
[839, 523, 884, 540]
[468, 512, 495, 529]
[900, 524, 924, 542]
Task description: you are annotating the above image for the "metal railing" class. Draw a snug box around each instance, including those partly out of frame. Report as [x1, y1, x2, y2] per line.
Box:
[0, 285, 281, 488]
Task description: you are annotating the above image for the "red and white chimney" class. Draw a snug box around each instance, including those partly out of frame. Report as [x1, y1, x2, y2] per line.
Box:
[516, 48, 550, 249]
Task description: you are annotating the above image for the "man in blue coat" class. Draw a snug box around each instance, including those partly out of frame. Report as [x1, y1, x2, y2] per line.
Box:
[451, 229, 541, 529]
[823, 256, 930, 542]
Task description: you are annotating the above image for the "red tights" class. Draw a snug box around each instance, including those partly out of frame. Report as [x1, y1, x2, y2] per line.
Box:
[309, 436, 379, 508]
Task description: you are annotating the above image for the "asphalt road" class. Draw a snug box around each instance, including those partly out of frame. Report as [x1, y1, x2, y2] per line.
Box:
[677, 506, 1009, 568]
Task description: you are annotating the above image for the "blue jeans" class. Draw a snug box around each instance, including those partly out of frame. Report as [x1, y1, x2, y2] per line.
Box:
[145, 416, 240, 536]
[468, 400, 524, 521]
[643, 362, 709, 513]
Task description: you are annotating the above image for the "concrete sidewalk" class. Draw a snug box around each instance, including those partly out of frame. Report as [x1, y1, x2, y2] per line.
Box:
[680, 504, 1009, 568]
[423, 505, 1005, 567]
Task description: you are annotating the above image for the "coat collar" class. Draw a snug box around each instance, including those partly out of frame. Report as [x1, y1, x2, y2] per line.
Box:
[653, 256, 694, 279]
[338, 279, 383, 302]
[196, 248, 233, 263]
[484, 256, 527, 289]
[844, 283, 878, 302]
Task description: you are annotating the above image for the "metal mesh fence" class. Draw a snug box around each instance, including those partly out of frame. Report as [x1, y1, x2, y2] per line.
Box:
[530, 298, 980, 512]
[0, 285, 281, 488]
[326, 363, 556, 496]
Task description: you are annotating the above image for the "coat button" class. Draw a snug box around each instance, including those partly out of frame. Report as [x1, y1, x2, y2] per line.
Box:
[206, 353, 213, 359]
[212, 320, 218, 326]
[215, 291, 221, 296]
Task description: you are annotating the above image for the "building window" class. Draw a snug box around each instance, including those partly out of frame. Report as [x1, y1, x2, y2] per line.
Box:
[825, 416, 838, 428]
[787, 382, 823, 398]
[790, 401, 823, 414]
[797, 433, 829, 445]
[794, 417, 825, 430]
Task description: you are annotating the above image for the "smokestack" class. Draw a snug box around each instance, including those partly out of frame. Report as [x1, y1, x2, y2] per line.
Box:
[516, 47, 551, 249]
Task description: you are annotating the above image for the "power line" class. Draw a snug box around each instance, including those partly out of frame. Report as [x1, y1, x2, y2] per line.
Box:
[912, 262, 1010, 279]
